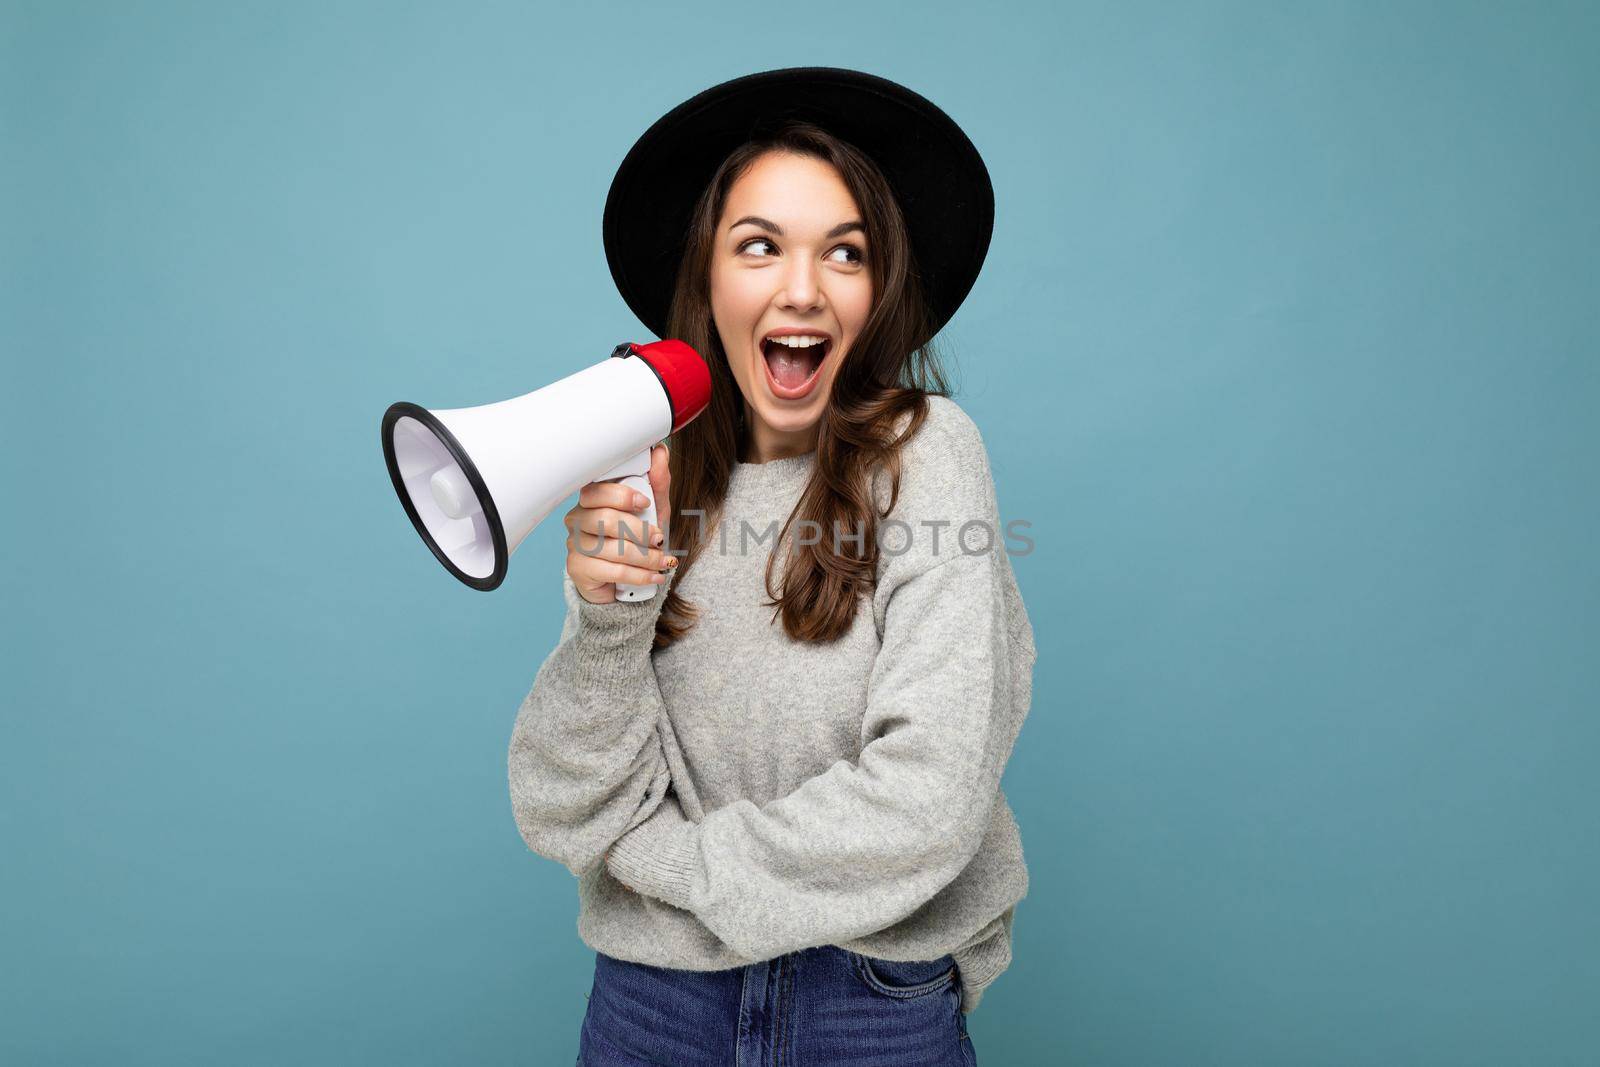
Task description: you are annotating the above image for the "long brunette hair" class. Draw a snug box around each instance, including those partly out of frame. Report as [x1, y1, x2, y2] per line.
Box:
[655, 120, 955, 649]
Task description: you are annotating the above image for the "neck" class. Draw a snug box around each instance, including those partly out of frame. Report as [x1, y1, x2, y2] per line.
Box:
[743, 418, 818, 464]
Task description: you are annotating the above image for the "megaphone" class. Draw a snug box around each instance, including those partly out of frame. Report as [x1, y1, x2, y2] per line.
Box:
[381, 340, 711, 597]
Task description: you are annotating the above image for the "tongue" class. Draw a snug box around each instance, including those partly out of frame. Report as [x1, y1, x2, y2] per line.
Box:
[767, 343, 821, 388]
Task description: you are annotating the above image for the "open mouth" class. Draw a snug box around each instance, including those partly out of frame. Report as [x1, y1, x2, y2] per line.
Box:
[760, 336, 832, 396]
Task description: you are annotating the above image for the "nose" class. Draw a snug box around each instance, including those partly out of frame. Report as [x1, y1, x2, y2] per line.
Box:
[776, 254, 824, 314]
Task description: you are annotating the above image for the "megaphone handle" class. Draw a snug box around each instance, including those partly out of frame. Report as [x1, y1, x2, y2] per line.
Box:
[601, 449, 659, 603]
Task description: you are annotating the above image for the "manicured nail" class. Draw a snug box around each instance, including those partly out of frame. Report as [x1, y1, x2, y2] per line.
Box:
[665, 556, 679, 569]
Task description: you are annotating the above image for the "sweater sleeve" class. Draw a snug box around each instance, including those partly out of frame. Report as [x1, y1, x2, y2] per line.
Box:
[605, 433, 1035, 960]
[507, 565, 677, 880]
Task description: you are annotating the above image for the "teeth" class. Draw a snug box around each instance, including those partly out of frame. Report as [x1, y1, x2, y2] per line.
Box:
[766, 335, 828, 348]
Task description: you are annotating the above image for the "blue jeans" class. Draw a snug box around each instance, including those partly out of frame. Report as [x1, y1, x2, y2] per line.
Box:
[577, 945, 977, 1066]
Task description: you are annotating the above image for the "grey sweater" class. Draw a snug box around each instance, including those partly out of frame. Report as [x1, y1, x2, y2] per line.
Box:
[507, 395, 1036, 1014]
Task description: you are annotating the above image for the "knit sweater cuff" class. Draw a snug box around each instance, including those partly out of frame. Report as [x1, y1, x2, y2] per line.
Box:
[952, 927, 1013, 1015]
[567, 568, 674, 690]
[605, 799, 698, 911]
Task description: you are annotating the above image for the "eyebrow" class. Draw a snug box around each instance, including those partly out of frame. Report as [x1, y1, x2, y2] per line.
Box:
[728, 215, 865, 239]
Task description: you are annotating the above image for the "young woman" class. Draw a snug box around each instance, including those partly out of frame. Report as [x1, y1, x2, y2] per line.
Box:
[509, 67, 1036, 1066]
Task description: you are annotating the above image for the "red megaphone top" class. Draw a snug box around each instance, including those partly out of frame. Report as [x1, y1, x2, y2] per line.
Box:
[614, 339, 713, 435]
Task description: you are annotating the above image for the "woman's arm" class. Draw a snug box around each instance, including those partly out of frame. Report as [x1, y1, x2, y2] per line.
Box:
[605, 416, 1037, 960]
[507, 566, 676, 880]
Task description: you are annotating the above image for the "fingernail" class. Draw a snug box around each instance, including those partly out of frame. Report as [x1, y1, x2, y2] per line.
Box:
[651, 527, 664, 546]
[666, 556, 679, 569]
[634, 492, 649, 509]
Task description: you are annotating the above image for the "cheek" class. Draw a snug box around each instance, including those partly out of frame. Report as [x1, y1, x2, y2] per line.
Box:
[838, 278, 874, 334]
[712, 266, 763, 310]
[838, 287, 876, 347]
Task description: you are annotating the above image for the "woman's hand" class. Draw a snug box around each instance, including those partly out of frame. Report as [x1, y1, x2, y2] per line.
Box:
[563, 443, 677, 605]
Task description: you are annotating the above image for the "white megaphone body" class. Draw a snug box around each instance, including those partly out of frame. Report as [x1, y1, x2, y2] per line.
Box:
[382, 340, 711, 596]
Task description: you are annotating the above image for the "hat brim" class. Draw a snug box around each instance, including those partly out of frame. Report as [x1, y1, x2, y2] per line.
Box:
[603, 67, 993, 349]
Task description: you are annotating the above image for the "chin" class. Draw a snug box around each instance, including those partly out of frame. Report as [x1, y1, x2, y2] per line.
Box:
[756, 405, 823, 433]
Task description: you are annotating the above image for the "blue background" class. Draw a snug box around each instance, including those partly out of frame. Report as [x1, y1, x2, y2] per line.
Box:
[4, 1, 1596, 1064]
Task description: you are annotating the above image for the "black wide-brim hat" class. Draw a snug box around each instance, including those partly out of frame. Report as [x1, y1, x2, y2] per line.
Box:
[603, 67, 994, 350]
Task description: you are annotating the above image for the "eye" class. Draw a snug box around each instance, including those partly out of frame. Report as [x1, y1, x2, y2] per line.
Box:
[736, 237, 866, 266]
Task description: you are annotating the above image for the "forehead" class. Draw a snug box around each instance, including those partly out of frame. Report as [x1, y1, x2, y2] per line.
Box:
[721, 151, 861, 231]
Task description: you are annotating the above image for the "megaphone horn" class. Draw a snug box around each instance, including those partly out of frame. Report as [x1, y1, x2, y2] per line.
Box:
[382, 340, 711, 595]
